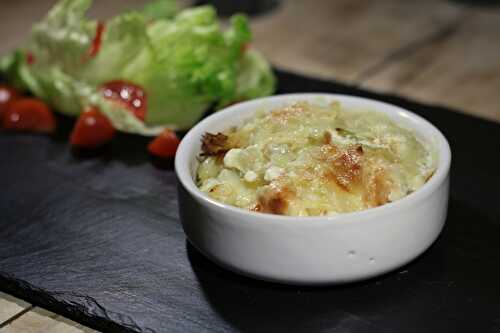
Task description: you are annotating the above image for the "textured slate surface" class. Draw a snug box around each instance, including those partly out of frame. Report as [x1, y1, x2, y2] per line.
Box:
[1, 70, 500, 333]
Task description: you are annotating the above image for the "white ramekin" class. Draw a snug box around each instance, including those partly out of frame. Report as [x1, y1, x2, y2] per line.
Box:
[175, 93, 451, 285]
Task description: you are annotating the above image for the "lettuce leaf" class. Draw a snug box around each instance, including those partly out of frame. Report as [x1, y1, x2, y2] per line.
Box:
[30, 0, 95, 76]
[142, 0, 179, 21]
[0, 0, 275, 135]
[126, 7, 253, 128]
[80, 12, 151, 84]
[0, 51, 42, 94]
[233, 49, 276, 104]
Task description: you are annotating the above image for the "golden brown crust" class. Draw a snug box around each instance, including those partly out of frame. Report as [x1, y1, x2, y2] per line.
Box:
[258, 185, 295, 215]
[250, 203, 263, 212]
[363, 168, 392, 206]
[270, 103, 308, 123]
[329, 145, 364, 191]
[201, 132, 230, 156]
[318, 144, 338, 158]
[374, 171, 391, 205]
[323, 131, 332, 145]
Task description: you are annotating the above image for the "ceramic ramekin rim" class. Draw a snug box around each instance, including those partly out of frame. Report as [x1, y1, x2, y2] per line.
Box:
[174, 93, 451, 226]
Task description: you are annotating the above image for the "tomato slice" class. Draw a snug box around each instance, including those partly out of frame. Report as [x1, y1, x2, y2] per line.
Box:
[26, 52, 35, 65]
[70, 106, 115, 148]
[101, 80, 147, 121]
[148, 129, 180, 158]
[2, 98, 56, 133]
[0, 84, 20, 117]
[88, 22, 105, 58]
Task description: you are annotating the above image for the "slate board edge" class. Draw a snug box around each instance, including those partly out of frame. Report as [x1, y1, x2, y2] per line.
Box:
[0, 272, 141, 333]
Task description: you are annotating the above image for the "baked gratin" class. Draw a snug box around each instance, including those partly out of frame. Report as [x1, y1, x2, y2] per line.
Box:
[196, 101, 436, 216]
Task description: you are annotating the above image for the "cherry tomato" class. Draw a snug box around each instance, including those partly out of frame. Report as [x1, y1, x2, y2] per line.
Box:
[70, 106, 115, 148]
[148, 129, 180, 158]
[0, 84, 20, 117]
[101, 80, 147, 121]
[2, 98, 56, 133]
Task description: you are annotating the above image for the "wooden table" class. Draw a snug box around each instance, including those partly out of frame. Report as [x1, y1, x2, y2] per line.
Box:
[1, 0, 499, 332]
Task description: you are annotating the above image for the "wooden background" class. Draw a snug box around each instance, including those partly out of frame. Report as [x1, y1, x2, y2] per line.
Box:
[1, 0, 499, 331]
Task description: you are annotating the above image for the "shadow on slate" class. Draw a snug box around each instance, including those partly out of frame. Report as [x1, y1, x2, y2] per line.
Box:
[0, 69, 499, 333]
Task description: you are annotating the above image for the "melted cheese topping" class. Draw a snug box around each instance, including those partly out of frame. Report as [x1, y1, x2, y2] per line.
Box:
[196, 101, 437, 216]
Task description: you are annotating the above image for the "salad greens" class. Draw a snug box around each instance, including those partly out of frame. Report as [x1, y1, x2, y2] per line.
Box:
[0, 0, 275, 135]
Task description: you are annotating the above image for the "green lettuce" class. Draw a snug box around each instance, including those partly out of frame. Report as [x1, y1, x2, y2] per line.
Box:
[0, 51, 42, 95]
[142, 0, 179, 21]
[0, 0, 275, 135]
[30, 0, 96, 76]
[234, 49, 276, 103]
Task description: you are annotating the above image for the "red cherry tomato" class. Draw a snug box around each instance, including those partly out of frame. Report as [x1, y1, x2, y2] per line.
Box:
[148, 129, 180, 158]
[70, 106, 115, 148]
[0, 84, 20, 117]
[101, 80, 147, 121]
[2, 98, 56, 133]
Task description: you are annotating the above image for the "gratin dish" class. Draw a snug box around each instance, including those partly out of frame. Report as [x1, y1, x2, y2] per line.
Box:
[175, 94, 451, 285]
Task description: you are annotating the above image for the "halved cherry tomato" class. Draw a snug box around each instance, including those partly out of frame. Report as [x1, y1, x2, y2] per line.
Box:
[2, 98, 56, 133]
[101, 80, 147, 121]
[70, 106, 115, 148]
[0, 84, 20, 117]
[148, 129, 180, 158]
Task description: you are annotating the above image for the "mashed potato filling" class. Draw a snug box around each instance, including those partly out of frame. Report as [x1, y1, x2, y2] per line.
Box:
[196, 101, 436, 216]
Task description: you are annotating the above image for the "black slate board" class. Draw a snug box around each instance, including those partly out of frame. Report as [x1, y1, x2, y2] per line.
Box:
[1, 70, 500, 333]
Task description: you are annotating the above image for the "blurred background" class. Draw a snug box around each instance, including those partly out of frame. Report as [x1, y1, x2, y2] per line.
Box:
[1, 0, 499, 122]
